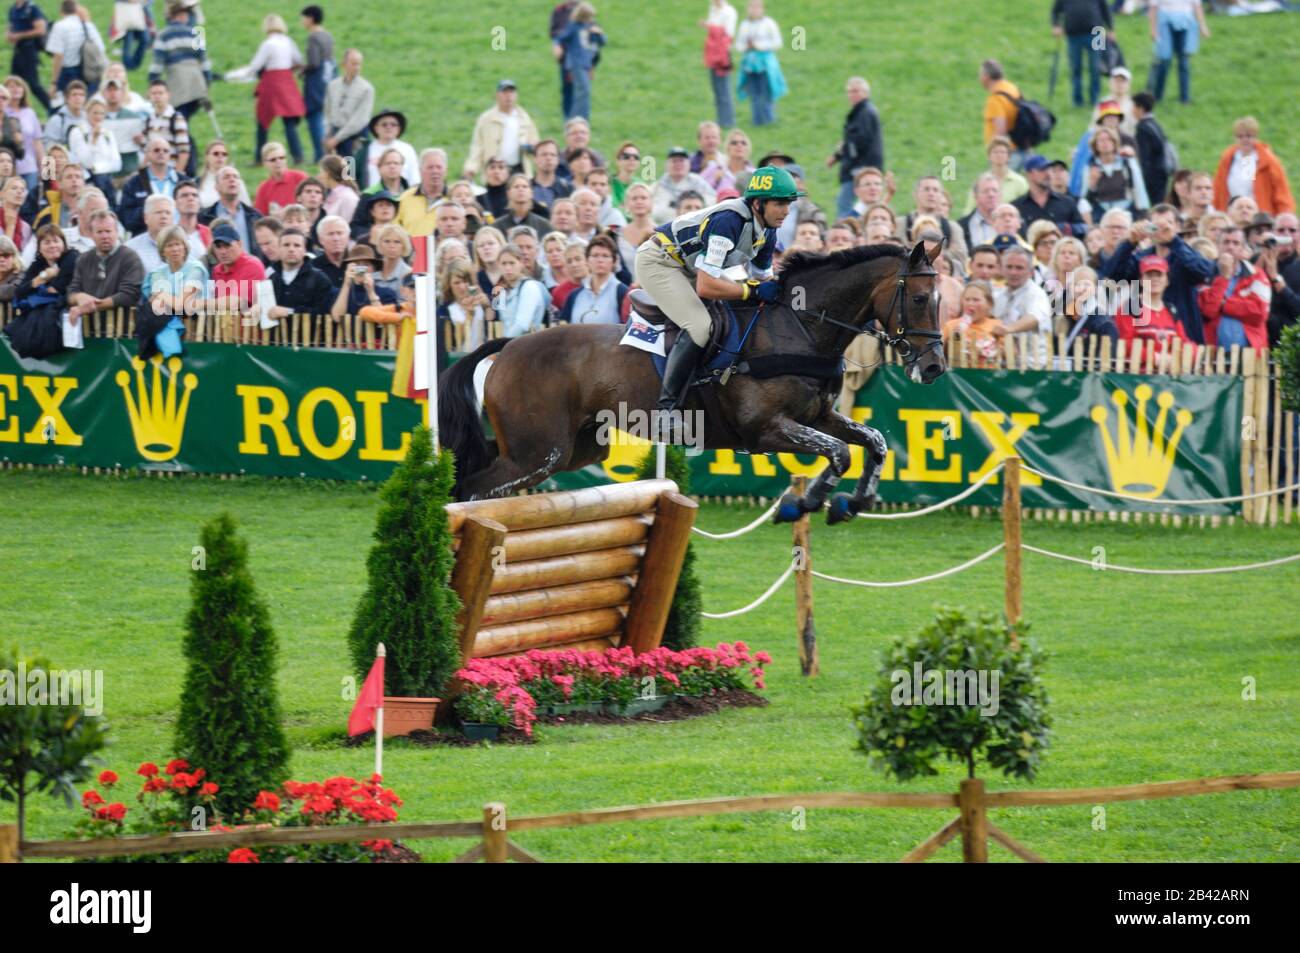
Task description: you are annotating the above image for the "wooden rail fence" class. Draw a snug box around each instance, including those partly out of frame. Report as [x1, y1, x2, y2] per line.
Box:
[4, 770, 1296, 864]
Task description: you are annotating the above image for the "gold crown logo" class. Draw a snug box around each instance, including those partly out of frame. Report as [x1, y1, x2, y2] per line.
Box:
[115, 356, 198, 461]
[1090, 384, 1192, 498]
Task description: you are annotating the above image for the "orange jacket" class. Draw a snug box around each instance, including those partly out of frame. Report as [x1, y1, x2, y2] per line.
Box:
[1213, 142, 1295, 215]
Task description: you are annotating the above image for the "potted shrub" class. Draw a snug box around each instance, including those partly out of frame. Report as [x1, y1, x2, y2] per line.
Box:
[851, 607, 1051, 781]
[452, 686, 511, 741]
[347, 427, 462, 737]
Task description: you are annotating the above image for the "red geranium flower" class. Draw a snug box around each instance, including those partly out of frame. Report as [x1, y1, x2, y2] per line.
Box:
[362, 838, 394, 854]
[97, 770, 118, 786]
[227, 848, 259, 864]
[82, 789, 104, 808]
[141, 777, 168, 794]
[137, 762, 159, 778]
[252, 791, 281, 812]
[95, 803, 127, 822]
[164, 759, 190, 776]
[199, 782, 220, 798]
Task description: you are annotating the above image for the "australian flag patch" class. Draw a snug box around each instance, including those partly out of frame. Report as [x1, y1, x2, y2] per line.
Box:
[619, 316, 666, 356]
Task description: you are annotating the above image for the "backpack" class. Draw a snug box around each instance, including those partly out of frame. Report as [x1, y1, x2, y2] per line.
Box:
[81, 21, 108, 87]
[997, 90, 1056, 150]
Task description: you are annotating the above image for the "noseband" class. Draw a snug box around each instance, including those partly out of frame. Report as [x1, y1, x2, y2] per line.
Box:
[874, 262, 944, 365]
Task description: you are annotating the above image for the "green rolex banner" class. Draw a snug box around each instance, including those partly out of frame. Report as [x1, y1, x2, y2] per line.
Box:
[0, 341, 1242, 514]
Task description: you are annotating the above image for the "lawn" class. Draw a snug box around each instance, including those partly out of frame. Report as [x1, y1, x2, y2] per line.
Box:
[2, 470, 1296, 862]
[77, 0, 1300, 204]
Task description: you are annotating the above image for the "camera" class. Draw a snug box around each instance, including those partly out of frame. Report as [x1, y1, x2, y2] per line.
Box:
[1262, 234, 1293, 249]
[352, 265, 369, 277]
[1145, 222, 1159, 234]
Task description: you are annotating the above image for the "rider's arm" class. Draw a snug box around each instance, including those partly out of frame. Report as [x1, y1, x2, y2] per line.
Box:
[695, 270, 749, 301]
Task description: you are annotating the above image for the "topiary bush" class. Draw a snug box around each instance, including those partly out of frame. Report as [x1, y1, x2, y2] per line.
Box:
[1278, 322, 1300, 413]
[347, 425, 462, 698]
[636, 445, 700, 650]
[851, 607, 1051, 781]
[175, 514, 289, 816]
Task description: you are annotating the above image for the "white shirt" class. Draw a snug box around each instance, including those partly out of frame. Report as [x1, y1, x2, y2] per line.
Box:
[1152, 0, 1201, 13]
[994, 280, 1052, 367]
[1227, 151, 1257, 201]
[68, 127, 122, 175]
[249, 33, 302, 72]
[365, 138, 419, 189]
[499, 111, 522, 167]
[45, 14, 105, 68]
[707, 2, 738, 39]
[126, 232, 167, 273]
[734, 16, 781, 52]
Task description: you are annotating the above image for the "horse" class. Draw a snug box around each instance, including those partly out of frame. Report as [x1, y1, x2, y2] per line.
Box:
[439, 240, 947, 522]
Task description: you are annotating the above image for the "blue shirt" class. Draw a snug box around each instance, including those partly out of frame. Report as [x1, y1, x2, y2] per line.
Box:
[555, 21, 605, 72]
[148, 167, 180, 200]
[8, 2, 46, 54]
[655, 207, 777, 277]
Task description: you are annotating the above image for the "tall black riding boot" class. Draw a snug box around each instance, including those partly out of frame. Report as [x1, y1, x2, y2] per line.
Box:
[654, 333, 704, 443]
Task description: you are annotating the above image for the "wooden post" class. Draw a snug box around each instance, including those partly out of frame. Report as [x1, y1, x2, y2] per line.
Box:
[450, 515, 508, 664]
[624, 491, 698, 654]
[791, 475, 818, 677]
[958, 778, 988, 863]
[483, 802, 508, 863]
[1003, 456, 1022, 648]
[0, 822, 17, 863]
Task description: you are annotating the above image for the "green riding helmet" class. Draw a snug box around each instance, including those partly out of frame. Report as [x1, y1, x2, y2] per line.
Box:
[741, 165, 805, 201]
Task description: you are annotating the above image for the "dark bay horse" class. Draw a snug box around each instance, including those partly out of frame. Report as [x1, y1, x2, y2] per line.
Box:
[439, 241, 947, 521]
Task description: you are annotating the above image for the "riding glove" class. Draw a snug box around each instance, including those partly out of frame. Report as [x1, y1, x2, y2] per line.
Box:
[753, 280, 782, 302]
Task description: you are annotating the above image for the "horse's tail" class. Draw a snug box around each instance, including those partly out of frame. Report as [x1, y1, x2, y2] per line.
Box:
[438, 336, 511, 500]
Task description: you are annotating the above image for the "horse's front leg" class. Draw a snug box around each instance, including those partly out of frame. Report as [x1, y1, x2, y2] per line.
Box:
[760, 417, 851, 524]
[814, 411, 888, 524]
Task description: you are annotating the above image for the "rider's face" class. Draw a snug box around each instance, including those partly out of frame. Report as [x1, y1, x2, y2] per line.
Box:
[758, 199, 793, 229]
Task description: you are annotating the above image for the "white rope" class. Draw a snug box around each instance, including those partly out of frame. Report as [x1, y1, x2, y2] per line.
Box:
[691, 493, 787, 539]
[1022, 466, 1300, 506]
[811, 543, 1006, 588]
[1023, 544, 1300, 576]
[855, 463, 1006, 519]
[701, 561, 796, 619]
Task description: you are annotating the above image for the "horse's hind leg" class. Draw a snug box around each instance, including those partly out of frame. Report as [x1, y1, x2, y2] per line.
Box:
[814, 411, 888, 524]
[461, 445, 565, 501]
[761, 417, 851, 524]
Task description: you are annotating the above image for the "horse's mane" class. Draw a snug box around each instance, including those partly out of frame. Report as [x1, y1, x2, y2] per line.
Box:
[778, 243, 906, 291]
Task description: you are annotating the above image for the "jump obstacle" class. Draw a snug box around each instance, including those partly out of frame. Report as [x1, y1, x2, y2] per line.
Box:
[444, 480, 697, 662]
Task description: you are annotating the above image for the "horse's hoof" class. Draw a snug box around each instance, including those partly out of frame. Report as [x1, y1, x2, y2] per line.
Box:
[773, 492, 805, 524]
[826, 493, 858, 525]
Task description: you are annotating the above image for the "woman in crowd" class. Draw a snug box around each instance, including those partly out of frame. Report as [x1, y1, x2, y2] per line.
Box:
[564, 147, 595, 189]
[1047, 236, 1088, 299]
[734, 0, 785, 127]
[435, 237, 470, 276]
[722, 128, 755, 186]
[559, 234, 627, 324]
[0, 176, 32, 254]
[1027, 220, 1061, 288]
[540, 231, 570, 288]
[1083, 225, 1106, 264]
[1148, 0, 1210, 106]
[962, 136, 1027, 214]
[294, 178, 328, 243]
[197, 141, 252, 208]
[552, 241, 588, 310]
[3, 77, 43, 191]
[934, 250, 964, 327]
[16, 224, 77, 301]
[0, 233, 21, 302]
[447, 180, 487, 236]
[1085, 126, 1149, 215]
[1060, 265, 1118, 350]
[142, 226, 207, 360]
[610, 141, 641, 211]
[1198, 211, 1230, 247]
[5, 224, 76, 356]
[373, 223, 412, 300]
[241, 14, 306, 165]
[942, 280, 1001, 368]
[364, 113, 418, 189]
[319, 155, 360, 223]
[472, 225, 506, 298]
[492, 243, 548, 337]
[364, 147, 409, 199]
[1166, 169, 1193, 210]
[863, 202, 897, 242]
[439, 258, 494, 354]
[617, 182, 656, 263]
[351, 191, 398, 245]
[68, 101, 122, 190]
[1212, 116, 1294, 217]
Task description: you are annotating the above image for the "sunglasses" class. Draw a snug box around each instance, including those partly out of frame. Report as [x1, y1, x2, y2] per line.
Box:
[211, 150, 228, 157]
[619, 152, 639, 160]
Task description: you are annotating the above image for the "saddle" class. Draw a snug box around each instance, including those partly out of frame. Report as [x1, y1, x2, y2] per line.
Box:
[628, 288, 734, 374]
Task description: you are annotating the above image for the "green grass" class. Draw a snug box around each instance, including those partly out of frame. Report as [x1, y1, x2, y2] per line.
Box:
[2, 470, 1297, 862]
[78, 0, 1299, 205]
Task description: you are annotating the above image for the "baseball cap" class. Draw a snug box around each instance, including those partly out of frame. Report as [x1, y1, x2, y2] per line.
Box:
[1138, 255, 1168, 274]
[1023, 155, 1050, 172]
[1096, 100, 1123, 122]
[497, 79, 517, 92]
[210, 223, 240, 244]
[992, 233, 1022, 253]
[785, 163, 805, 181]
[1046, 158, 1069, 171]
[716, 187, 741, 201]
[1111, 66, 1132, 81]
[666, 146, 690, 159]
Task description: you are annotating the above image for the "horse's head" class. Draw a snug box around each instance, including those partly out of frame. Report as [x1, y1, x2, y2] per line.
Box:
[871, 240, 948, 384]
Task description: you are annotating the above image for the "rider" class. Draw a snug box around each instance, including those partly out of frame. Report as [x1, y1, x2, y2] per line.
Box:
[635, 165, 801, 432]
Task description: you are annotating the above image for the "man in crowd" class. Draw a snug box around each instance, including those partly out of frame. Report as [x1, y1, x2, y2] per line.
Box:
[32, 160, 84, 229]
[433, 200, 467, 243]
[585, 167, 626, 227]
[66, 210, 144, 325]
[464, 79, 539, 180]
[1198, 226, 1271, 351]
[652, 146, 716, 224]
[969, 243, 1002, 282]
[993, 245, 1052, 365]
[904, 175, 968, 261]
[200, 166, 260, 248]
[41, 76, 86, 145]
[478, 156, 512, 220]
[980, 58, 1022, 165]
[9, 0, 51, 112]
[101, 76, 149, 178]
[208, 222, 267, 314]
[253, 216, 283, 269]
[254, 142, 308, 216]
[992, 203, 1025, 244]
[550, 0, 579, 118]
[1262, 212, 1300, 345]
[571, 187, 606, 243]
[149, 0, 211, 121]
[1095, 207, 1131, 271]
[850, 166, 893, 216]
[312, 214, 351, 287]
[1132, 91, 1172, 211]
[498, 172, 553, 235]
[396, 147, 448, 238]
[828, 76, 883, 219]
[1101, 203, 1217, 342]
[1013, 155, 1086, 237]
[126, 194, 181, 272]
[118, 136, 180, 236]
[174, 177, 208, 258]
[558, 116, 604, 174]
[530, 138, 571, 211]
[145, 78, 192, 175]
[267, 227, 335, 318]
[961, 173, 1002, 249]
[299, 4, 334, 164]
[323, 47, 372, 161]
[1051, 0, 1113, 108]
[64, 186, 108, 252]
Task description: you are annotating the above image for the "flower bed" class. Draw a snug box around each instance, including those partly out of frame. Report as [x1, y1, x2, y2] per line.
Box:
[453, 642, 771, 736]
[72, 760, 412, 863]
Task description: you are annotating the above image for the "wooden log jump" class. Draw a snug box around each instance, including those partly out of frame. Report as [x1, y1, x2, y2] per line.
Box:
[445, 480, 698, 661]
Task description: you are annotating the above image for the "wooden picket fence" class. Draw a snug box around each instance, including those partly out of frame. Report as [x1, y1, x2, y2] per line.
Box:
[4, 770, 1296, 864]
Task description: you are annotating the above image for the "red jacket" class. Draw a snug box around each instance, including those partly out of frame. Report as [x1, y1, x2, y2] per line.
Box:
[704, 25, 732, 75]
[1116, 303, 1192, 363]
[1198, 264, 1271, 350]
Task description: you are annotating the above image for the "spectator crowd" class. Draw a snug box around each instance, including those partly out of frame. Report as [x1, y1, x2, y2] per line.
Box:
[0, 0, 1295, 394]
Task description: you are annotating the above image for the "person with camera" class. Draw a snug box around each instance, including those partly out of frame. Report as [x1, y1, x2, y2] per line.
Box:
[1259, 212, 1299, 346]
[1198, 226, 1270, 351]
[329, 242, 397, 319]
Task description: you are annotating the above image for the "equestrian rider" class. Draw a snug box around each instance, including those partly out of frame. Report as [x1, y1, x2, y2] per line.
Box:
[634, 165, 801, 433]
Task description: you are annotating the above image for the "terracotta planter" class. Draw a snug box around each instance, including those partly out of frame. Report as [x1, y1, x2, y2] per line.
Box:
[382, 696, 440, 737]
